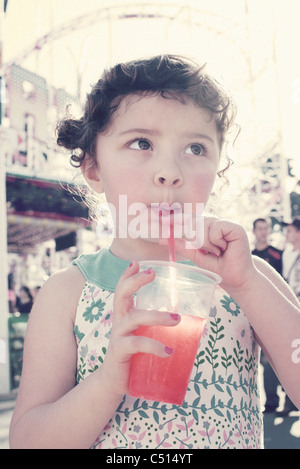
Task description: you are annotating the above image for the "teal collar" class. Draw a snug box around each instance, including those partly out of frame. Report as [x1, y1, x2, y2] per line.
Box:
[72, 248, 193, 292]
[72, 248, 131, 291]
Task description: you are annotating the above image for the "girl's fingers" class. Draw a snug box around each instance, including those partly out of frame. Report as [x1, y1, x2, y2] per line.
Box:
[207, 219, 249, 258]
[203, 219, 228, 254]
[190, 216, 228, 255]
[119, 335, 174, 360]
[108, 308, 180, 368]
[113, 261, 155, 320]
[115, 309, 181, 336]
[163, 215, 228, 256]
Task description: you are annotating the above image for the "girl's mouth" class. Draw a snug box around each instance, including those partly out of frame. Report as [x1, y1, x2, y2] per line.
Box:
[150, 202, 182, 219]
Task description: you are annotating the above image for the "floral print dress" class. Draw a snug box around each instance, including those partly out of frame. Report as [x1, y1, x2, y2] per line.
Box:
[73, 249, 263, 449]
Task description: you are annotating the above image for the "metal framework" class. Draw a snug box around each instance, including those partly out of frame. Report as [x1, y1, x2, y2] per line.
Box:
[4, 3, 247, 72]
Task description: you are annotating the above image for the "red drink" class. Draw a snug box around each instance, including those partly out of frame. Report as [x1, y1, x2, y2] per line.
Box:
[129, 314, 206, 404]
[129, 260, 221, 405]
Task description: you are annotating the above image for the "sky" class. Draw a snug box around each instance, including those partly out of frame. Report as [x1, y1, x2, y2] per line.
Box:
[1, 0, 300, 225]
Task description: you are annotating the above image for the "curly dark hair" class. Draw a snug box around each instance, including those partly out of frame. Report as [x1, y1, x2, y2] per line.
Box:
[56, 54, 235, 176]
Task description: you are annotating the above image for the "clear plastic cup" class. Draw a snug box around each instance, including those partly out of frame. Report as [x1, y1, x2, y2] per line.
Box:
[129, 261, 221, 404]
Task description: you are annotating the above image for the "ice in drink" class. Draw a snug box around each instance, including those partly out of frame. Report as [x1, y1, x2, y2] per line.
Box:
[129, 313, 207, 404]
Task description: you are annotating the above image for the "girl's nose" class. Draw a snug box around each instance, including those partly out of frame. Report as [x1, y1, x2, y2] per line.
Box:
[154, 167, 183, 187]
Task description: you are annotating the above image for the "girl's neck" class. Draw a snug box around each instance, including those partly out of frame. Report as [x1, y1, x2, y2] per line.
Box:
[109, 237, 187, 262]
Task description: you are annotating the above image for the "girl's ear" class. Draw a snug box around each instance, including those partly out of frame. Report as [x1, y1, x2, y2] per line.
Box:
[80, 157, 104, 193]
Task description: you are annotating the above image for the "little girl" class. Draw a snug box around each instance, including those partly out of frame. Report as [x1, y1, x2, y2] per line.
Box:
[10, 55, 300, 449]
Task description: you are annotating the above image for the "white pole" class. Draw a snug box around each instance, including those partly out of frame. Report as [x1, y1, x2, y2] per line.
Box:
[0, 1, 10, 394]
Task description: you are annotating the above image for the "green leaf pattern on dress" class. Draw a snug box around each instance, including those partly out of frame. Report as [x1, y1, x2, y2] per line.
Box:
[74, 282, 263, 449]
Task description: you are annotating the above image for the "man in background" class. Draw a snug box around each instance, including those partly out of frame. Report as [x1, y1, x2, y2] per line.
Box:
[252, 218, 283, 275]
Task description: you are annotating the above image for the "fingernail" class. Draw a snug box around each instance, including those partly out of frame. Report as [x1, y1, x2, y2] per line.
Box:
[199, 248, 208, 254]
[210, 252, 219, 257]
[165, 346, 173, 355]
[144, 268, 152, 274]
[129, 262, 133, 268]
[170, 313, 179, 321]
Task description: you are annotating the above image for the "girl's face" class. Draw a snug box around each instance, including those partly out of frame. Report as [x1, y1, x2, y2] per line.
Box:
[87, 93, 220, 259]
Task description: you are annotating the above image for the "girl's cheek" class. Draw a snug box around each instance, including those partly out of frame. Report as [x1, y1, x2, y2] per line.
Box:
[112, 168, 145, 197]
[192, 174, 214, 197]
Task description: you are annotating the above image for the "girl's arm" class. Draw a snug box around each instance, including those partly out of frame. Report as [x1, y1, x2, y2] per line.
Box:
[225, 257, 300, 408]
[9, 266, 121, 449]
[9, 262, 179, 449]
[168, 218, 300, 409]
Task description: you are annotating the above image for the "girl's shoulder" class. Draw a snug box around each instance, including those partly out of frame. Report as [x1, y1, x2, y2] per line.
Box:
[42, 264, 86, 293]
[34, 265, 86, 324]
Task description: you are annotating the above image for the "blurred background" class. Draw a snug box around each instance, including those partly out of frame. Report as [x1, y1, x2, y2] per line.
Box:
[0, 0, 299, 397]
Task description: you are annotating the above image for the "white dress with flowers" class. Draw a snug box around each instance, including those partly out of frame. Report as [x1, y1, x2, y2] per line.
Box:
[73, 249, 263, 449]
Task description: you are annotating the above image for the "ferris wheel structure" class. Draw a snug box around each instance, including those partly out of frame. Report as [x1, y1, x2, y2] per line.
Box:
[4, 3, 250, 74]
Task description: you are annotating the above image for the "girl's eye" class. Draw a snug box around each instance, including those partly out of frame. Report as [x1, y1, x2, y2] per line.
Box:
[185, 144, 206, 156]
[129, 139, 152, 151]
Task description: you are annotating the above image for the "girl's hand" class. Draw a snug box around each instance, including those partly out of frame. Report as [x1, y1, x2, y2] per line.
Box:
[167, 216, 256, 293]
[101, 261, 181, 397]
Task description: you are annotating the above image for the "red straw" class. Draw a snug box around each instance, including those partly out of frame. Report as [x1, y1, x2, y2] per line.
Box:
[168, 211, 176, 263]
[168, 213, 177, 312]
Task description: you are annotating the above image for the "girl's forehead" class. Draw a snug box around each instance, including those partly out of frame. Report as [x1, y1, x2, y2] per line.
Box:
[115, 92, 191, 114]
[115, 93, 151, 116]
[108, 93, 218, 133]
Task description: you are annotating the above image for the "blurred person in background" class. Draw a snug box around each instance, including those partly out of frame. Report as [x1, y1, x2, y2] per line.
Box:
[8, 273, 17, 314]
[252, 218, 283, 413]
[252, 218, 283, 275]
[16, 286, 33, 314]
